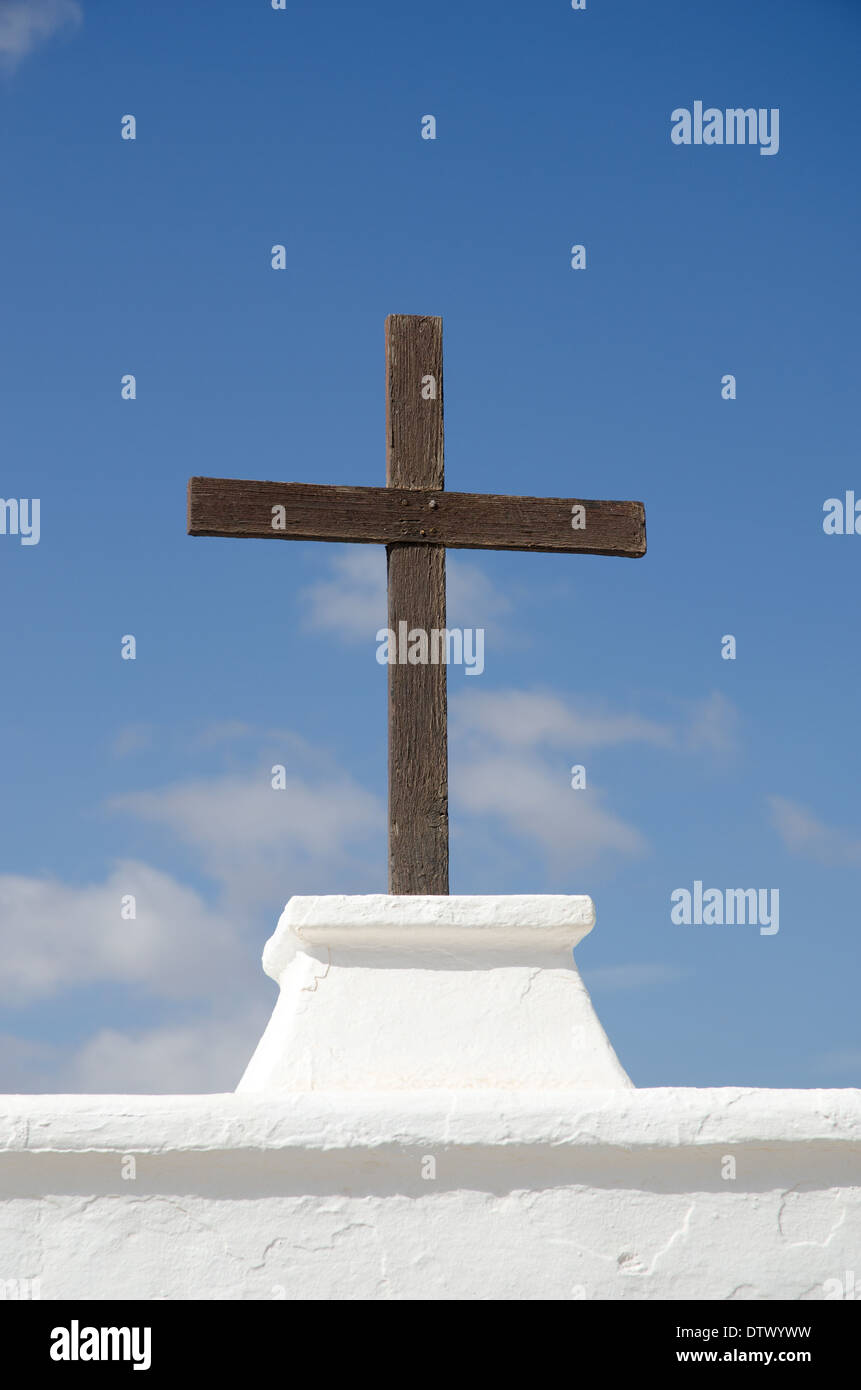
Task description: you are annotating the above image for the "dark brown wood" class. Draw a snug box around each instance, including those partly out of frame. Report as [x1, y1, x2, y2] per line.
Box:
[188, 478, 646, 559]
[385, 314, 448, 895]
[187, 312, 649, 899]
[386, 314, 444, 491]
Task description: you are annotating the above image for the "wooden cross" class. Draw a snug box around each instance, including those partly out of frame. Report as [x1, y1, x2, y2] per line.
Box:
[188, 315, 646, 895]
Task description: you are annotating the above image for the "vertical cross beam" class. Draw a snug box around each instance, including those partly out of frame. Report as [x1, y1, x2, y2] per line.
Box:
[385, 314, 448, 894]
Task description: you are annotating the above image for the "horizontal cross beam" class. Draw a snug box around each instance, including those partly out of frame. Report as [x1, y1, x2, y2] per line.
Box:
[188, 478, 646, 558]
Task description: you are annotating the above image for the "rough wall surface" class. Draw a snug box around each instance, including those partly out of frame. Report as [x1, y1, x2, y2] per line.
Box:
[1, 1089, 859, 1301]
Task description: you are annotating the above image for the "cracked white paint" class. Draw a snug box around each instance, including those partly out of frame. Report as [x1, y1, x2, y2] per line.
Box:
[1, 1089, 860, 1300]
[778, 1188, 847, 1247]
[1, 895, 860, 1300]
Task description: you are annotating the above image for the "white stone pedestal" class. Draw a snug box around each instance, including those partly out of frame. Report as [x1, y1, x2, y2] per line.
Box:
[237, 894, 633, 1092]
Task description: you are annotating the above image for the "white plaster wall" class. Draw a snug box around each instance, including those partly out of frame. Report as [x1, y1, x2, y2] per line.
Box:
[2, 1089, 859, 1301]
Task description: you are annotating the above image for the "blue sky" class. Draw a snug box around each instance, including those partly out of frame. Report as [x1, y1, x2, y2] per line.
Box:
[1, 0, 859, 1091]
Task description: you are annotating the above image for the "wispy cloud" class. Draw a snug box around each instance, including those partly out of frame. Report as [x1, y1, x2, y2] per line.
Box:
[300, 548, 512, 644]
[449, 690, 651, 871]
[0, 1011, 267, 1093]
[453, 688, 673, 752]
[111, 723, 154, 758]
[682, 691, 739, 755]
[65, 1013, 266, 1093]
[0, 697, 731, 1090]
[448, 689, 739, 875]
[452, 749, 647, 868]
[453, 688, 737, 756]
[0, 0, 82, 68]
[112, 763, 384, 909]
[193, 720, 254, 749]
[0, 728, 385, 1091]
[768, 795, 861, 865]
[301, 550, 384, 642]
[0, 860, 246, 1006]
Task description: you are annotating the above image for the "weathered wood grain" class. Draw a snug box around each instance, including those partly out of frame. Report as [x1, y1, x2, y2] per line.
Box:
[386, 314, 444, 491]
[186, 312, 650, 900]
[385, 315, 448, 895]
[188, 478, 646, 558]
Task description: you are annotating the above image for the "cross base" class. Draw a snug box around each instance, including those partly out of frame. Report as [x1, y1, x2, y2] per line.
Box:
[236, 894, 633, 1092]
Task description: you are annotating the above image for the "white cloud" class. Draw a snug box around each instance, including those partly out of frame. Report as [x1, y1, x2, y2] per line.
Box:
[768, 795, 861, 865]
[683, 691, 739, 755]
[112, 764, 384, 908]
[0, 0, 82, 66]
[301, 549, 384, 642]
[193, 719, 253, 748]
[65, 1012, 267, 1093]
[0, 735, 385, 1092]
[300, 549, 511, 645]
[453, 689, 672, 752]
[0, 1009, 269, 1093]
[450, 690, 650, 870]
[448, 689, 738, 874]
[452, 752, 646, 868]
[453, 688, 737, 756]
[111, 723, 154, 758]
[447, 558, 513, 631]
[0, 719, 388, 1090]
[0, 860, 246, 1006]
[0, 697, 732, 1091]
[0, 754, 384, 1090]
